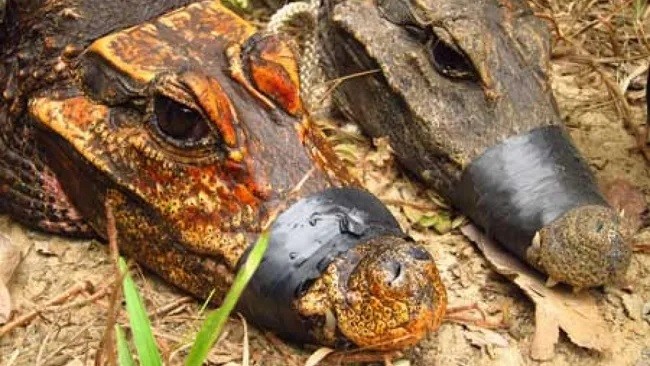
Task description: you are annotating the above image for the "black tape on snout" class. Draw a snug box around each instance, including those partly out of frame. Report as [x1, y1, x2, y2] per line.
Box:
[235, 187, 405, 346]
[451, 125, 608, 259]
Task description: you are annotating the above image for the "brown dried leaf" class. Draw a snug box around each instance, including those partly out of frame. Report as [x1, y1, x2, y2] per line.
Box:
[602, 179, 647, 232]
[464, 327, 509, 348]
[461, 225, 610, 361]
[621, 293, 643, 321]
[0, 233, 20, 323]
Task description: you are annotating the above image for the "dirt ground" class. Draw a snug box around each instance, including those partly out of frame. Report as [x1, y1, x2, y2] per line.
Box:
[1, 1, 650, 365]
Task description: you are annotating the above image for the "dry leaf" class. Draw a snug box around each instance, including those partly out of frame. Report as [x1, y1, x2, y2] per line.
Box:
[305, 347, 334, 366]
[461, 225, 610, 361]
[621, 293, 643, 321]
[0, 233, 20, 324]
[464, 327, 509, 348]
[602, 179, 647, 233]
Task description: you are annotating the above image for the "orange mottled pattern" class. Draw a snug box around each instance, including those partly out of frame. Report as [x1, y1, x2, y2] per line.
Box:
[297, 236, 447, 350]
[244, 35, 303, 116]
[180, 73, 239, 147]
[88, 1, 256, 84]
[25, 0, 446, 351]
[30, 1, 300, 270]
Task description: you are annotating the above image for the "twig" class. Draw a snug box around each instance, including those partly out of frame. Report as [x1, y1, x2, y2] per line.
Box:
[149, 296, 193, 319]
[54, 282, 112, 312]
[41, 322, 95, 365]
[536, 4, 650, 163]
[0, 281, 94, 337]
[444, 303, 508, 329]
[35, 327, 55, 364]
[95, 198, 123, 366]
[593, 65, 650, 162]
[633, 243, 650, 252]
[238, 313, 250, 366]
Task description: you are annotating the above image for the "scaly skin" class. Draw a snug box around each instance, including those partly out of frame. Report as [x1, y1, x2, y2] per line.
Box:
[302, 0, 630, 288]
[298, 236, 446, 349]
[0, 0, 445, 349]
[528, 206, 630, 290]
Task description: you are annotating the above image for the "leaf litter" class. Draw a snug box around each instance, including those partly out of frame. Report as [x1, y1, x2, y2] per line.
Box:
[461, 225, 609, 361]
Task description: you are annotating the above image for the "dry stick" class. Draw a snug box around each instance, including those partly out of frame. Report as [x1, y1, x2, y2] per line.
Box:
[54, 282, 112, 312]
[35, 327, 55, 365]
[314, 69, 380, 108]
[635, 22, 650, 149]
[444, 303, 507, 330]
[598, 16, 623, 58]
[562, 53, 650, 65]
[95, 199, 124, 366]
[238, 313, 250, 366]
[0, 280, 94, 337]
[41, 322, 96, 365]
[634, 18, 650, 54]
[148, 296, 193, 319]
[593, 65, 650, 162]
[633, 243, 650, 252]
[537, 7, 650, 163]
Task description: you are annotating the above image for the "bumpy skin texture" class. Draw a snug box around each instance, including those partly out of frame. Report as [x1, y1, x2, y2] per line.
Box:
[298, 236, 446, 350]
[316, 0, 631, 288]
[528, 206, 631, 290]
[0, 0, 445, 350]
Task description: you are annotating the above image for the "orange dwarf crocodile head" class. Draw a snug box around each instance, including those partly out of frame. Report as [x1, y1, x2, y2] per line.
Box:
[29, 1, 314, 270]
[22, 0, 445, 350]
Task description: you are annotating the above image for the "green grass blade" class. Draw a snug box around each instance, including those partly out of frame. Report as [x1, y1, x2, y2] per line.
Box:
[185, 231, 270, 366]
[119, 257, 163, 366]
[115, 324, 136, 366]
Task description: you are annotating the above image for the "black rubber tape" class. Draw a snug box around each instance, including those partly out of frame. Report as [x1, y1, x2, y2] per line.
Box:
[451, 125, 608, 259]
[235, 187, 405, 345]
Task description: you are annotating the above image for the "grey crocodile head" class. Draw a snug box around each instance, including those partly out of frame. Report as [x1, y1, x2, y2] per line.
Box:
[317, 0, 631, 289]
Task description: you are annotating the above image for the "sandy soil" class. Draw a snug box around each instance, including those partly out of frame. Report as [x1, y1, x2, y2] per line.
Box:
[0, 1, 649, 365]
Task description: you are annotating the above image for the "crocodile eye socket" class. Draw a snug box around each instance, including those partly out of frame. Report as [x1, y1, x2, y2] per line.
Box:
[428, 37, 479, 81]
[404, 25, 429, 43]
[152, 95, 211, 146]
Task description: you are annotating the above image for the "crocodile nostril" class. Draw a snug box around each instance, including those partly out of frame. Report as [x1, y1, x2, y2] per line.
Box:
[409, 246, 431, 261]
[385, 261, 403, 285]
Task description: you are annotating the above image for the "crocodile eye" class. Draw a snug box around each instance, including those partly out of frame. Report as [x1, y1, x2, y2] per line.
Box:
[428, 37, 478, 81]
[152, 95, 211, 146]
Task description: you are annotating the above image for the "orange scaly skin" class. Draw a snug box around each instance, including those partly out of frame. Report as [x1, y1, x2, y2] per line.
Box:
[298, 237, 447, 349]
[0, 0, 446, 350]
